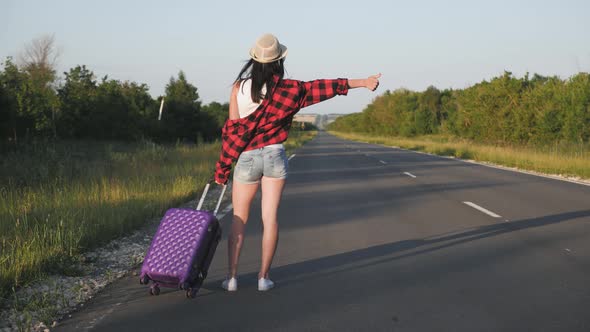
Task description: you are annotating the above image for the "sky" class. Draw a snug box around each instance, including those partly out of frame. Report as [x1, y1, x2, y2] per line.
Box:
[1, 0, 589, 114]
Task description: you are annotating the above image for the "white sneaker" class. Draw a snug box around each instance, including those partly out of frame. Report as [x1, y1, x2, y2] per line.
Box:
[221, 277, 238, 291]
[258, 277, 275, 291]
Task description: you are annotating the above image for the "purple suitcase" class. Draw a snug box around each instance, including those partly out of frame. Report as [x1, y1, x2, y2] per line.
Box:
[139, 183, 227, 298]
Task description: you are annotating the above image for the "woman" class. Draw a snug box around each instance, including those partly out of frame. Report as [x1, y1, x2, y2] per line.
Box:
[214, 33, 380, 291]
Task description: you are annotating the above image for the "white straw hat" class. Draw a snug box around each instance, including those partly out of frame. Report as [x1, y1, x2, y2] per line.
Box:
[249, 34, 288, 64]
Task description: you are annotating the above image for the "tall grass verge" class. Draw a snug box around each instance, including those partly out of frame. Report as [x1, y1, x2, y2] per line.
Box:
[329, 131, 590, 180]
[0, 140, 219, 299]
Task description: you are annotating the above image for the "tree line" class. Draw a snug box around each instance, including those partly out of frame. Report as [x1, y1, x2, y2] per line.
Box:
[0, 36, 228, 145]
[329, 71, 590, 146]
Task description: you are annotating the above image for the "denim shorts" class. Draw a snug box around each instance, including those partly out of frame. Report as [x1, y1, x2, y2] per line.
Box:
[233, 144, 288, 184]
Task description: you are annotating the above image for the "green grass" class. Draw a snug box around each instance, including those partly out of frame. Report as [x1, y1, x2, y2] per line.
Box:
[0, 130, 317, 299]
[329, 131, 590, 180]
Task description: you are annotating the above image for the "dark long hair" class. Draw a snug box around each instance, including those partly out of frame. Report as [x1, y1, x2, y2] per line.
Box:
[234, 59, 285, 103]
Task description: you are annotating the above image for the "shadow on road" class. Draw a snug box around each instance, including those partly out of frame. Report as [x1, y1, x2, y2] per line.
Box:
[206, 209, 590, 289]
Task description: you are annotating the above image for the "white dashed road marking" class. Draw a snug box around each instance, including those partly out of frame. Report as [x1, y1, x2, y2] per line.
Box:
[403, 172, 417, 178]
[463, 201, 502, 218]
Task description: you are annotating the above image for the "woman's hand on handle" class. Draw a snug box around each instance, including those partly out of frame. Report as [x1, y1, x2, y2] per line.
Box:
[348, 73, 381, 91]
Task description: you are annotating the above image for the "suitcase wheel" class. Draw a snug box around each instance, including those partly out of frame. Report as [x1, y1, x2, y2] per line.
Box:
[150, 285, 160, 296]
[139, 275, 149, 285]
[186, 288, 198, 299]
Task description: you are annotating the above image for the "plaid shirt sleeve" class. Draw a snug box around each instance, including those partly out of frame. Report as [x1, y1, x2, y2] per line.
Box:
[214, 120, 241, 185]
[299, 78, 349, 109]
[214, 114, 260, 184]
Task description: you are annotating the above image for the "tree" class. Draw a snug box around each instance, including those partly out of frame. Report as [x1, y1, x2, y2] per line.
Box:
[57, 65, 98, 138]
[158, 71, 203, 142]
[561, 73, 590, 143]
[0, 57, 26, 142]
[18, 35, 60, 137]
[18, 35, 59, 72]
[201, 101, 228, 139]
[416, 86, 442, 135]
[0, 56, 58, 141]
[94, 78, 142, 140]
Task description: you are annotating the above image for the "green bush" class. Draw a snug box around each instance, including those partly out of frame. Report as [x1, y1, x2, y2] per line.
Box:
[329, 72, 590, 147]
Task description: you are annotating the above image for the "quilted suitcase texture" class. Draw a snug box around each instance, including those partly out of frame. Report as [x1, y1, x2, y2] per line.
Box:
[139, 183, 226, 298]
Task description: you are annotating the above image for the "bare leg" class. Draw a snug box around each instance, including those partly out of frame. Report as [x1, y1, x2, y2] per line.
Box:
[259, 176, 286, 279]
[228, 180, 259, 278]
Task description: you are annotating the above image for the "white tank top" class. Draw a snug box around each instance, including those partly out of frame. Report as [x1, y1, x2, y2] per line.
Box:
[237, 79, 266, 118]
[236, 79, 283, 149]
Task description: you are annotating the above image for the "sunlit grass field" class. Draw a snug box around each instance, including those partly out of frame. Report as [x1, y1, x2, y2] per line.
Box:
[330, 131, 590, 180]
[0, 130, 317, 298]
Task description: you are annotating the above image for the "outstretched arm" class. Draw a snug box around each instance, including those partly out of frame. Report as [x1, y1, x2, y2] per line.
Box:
[348, 73, 381, 91]
[300, 73, 382, 109]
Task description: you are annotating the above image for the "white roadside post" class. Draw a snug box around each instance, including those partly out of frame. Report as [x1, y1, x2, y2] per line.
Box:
[158, 98, 165, 121]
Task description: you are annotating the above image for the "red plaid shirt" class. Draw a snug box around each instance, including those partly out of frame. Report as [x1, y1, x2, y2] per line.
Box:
[214, 75, 349, 184]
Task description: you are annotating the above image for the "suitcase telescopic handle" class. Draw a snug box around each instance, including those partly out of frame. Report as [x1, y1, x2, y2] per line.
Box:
[196, 182, 228, 216]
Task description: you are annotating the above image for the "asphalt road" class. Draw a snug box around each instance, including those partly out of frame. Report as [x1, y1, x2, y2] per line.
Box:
[57, 131, 590, 332]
